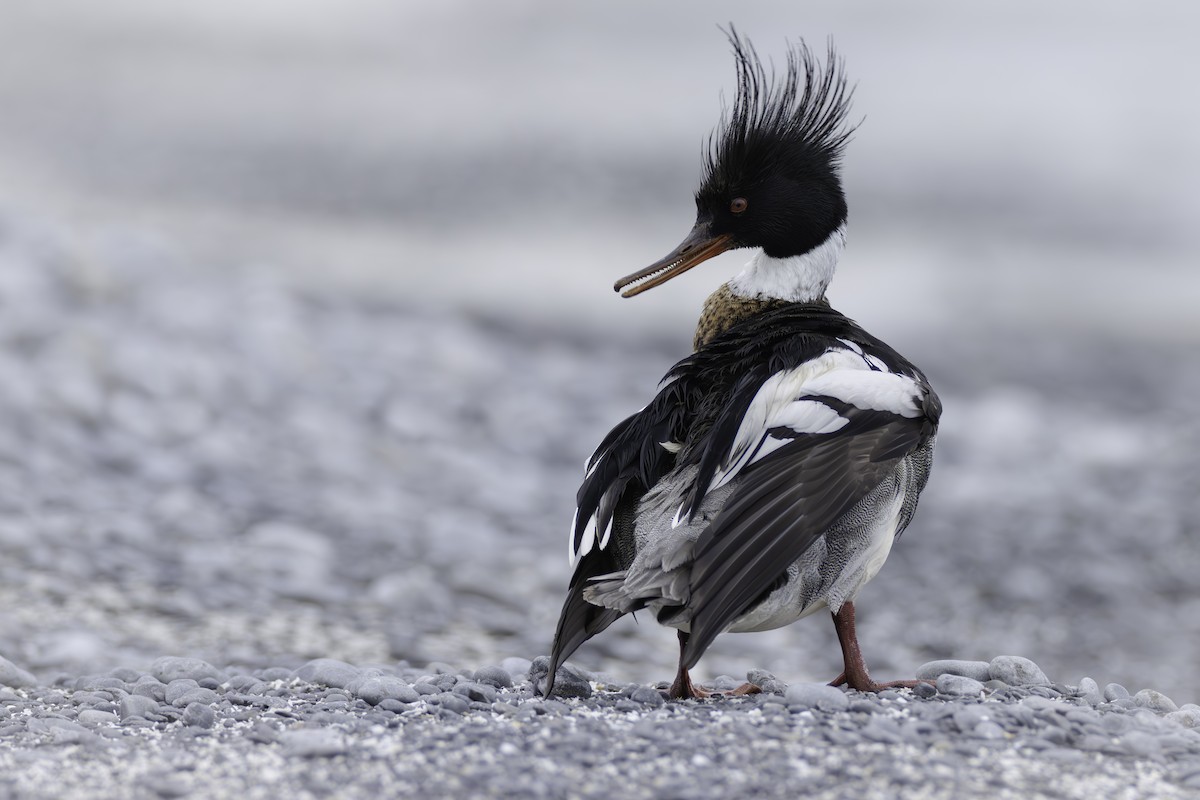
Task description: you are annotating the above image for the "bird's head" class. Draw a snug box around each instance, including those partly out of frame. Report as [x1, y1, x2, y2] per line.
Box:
[615, 30, 855, 298]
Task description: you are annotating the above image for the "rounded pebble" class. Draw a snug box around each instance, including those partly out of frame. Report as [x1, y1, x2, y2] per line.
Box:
[280, 728, 348, 758]
[151, 657, 227, 685]
[354, 676, 420, 706]
[182, 702, 216, 728]
[1104, 683, 1131, 702]
[916, 660, 992, 683]
[1134, 689, 1179, 714]
[0, 655, 37, 689]
[784, 683, 849, 711]
[937, 674, 986, 697]
[988, 656, 1050, 687]
[292, 658, 362, 689]
[629, 687, 665, 707]
[528, 657, 592, 700]
[473, 666, 514, 690]
[119, 694, 161, 721]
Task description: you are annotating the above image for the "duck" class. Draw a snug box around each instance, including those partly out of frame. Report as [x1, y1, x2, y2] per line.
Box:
[543, 30, 941, 700]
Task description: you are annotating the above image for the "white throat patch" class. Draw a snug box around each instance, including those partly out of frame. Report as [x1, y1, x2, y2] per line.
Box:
[728, 224, 846, 303]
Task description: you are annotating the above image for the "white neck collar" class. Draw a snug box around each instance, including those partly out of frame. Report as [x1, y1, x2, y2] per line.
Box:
[727, 223, 846, 303]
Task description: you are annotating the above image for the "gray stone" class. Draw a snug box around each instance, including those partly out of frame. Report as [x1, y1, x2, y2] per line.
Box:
[1134, 689, 1179, 714]
[132, 677, 167, 702]
[353, 676, 420, 706]
[182, 702, 216, 728]
[916, 660, 992, 683]
[973, 721, 1007, 740]
[629, 686, 665, 707]
[937, 674, 986, 697]
[119, 694, 161, 720]
[452, 682, 498, 703]
[1104, 683, 1131, 701]
[292, 658, 362, 689]
[0, 655, 36, 688]
[1166, 709, 1200, 729]
[1077, 677, 1104, 705]
[151, 657, 227, 685]
[746, 669, 787, 695]
[472, 666, 513, 690]
[164, 679, 200, 705]
[76, 709, 119, 726]
[280, 728, 348, 758]
[171, 687, 218, 708]
[500, 657, 533, 681]
[988, 656, 1050, 687]
[528, 657, 592, 700]
[784, 683, 849, 711]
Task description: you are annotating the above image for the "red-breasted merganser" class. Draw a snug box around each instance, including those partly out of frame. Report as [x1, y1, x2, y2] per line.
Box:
[544, 31, 941, 699]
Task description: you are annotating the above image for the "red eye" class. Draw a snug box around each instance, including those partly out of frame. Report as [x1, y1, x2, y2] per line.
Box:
[730, 197, 748, 214]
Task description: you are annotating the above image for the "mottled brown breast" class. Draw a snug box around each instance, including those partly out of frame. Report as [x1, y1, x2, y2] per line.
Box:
[693, 284, 799, 350]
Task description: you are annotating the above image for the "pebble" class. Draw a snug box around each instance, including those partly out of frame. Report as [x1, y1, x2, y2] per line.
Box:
[1104, 683, 1131, 702]
[293, 659, 362, 689]
[0, 655, 37, 688]
[629, 687, 665, 707]
[453, 682, 498, 704]
[353, 677, 420, 706]
[280, 728, 348, 758]
[1134, 689, 1179, 714]
[171, 687, 219, 708]
[784, 683, 849, 711]
[1167, 708, 1200, 729]
[500, 658, 533, 682]
[1077, 677, 1104, 705]
[746, 669, 787, 695]
[473, 666, 514, 690]
[76, 709, 120, 726]
[916, 660, 992, 683]
[182, 702, 216, 728]
[937, 674, 986, 697]
[988, 656, 1050, 687]
[151, 657, 227, 685]
[528, 657, 592, 700]
[120, 694, 162, 720]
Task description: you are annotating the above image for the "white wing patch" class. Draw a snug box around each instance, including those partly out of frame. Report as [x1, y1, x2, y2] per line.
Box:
[705, 346, 923, 496]
[570, 343, 924, 564]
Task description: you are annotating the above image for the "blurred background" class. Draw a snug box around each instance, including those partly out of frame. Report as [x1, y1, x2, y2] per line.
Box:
[1, 1, 1198, 699]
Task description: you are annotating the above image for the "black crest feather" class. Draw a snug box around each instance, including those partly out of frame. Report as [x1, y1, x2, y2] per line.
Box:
[700, 27, 856, 199]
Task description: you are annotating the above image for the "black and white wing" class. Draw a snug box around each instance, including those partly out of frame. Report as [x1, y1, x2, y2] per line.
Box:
[676, 346, 940, 666]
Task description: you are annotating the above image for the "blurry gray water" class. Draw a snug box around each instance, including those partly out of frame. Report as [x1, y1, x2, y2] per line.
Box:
[0, 0, 1197, 340]
[1, 1, 1199, 701]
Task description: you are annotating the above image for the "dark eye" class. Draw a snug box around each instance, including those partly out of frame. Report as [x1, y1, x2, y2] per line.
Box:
[730, 197, 748, 214]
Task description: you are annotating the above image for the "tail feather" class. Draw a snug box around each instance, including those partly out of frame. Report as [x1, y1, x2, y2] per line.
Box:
[544, 583, 622, 697]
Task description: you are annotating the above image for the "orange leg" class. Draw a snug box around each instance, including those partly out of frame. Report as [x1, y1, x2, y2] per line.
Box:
[829, 602, 929, 692]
